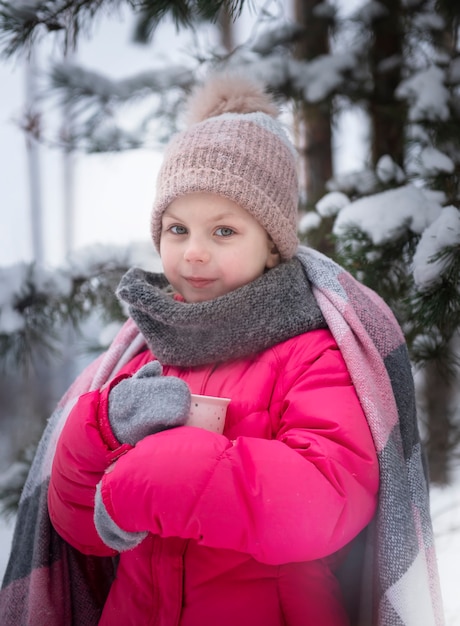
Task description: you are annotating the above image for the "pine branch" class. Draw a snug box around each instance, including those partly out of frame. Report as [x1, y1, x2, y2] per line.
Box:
[0, 264, 62, 370]
[411, 245, 460, 374]
[0, 0, 116, 56]
[47, 61, 195, 151]
[0, 252, 134, 371]
[335, 223, 460, 375]
[0, 0, 244, 56]
[334, 226, 418, 320]
[51, 61, 194, 105]
[132, 0, 244, 43]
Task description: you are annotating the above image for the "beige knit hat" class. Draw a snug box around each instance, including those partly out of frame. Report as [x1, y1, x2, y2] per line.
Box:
[151, 74, 299, 260]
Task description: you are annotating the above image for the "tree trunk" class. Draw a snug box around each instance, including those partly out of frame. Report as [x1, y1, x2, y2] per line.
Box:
[421, 357, 458, 485]
[293, 0, 332, 210]
[368, 0, 406, 166]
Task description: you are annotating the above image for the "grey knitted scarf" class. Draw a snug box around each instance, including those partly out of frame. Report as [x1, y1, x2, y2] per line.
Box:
[116, 258, 327, 367]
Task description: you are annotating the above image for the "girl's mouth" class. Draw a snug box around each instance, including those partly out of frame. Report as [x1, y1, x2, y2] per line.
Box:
[185, 277, 216, 288]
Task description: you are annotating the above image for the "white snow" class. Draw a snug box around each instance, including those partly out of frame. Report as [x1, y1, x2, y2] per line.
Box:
[376, 155, 406, 184]
[291, 53, 357, 102]
[250, 22, 304, 55]
[298, 211, 322, 234]
[356, 0, 388, 24]
[0, 516, 14, 581]
[330, 185, 460, 290]
[430, 467, 460, 625]
[315, 191, 350, 217]
[396, 65, 450, 122]
[333, 184, 442, 244]
[419, 147, 455, 175]
[412, 11, 445, 32]
[327, 169, 378, 196]
[413, 206, 460, 288]
[54, 62, 194, 103]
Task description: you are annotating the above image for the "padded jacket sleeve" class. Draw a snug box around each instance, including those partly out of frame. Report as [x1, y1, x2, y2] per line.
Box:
[48, 376, 133, 556]
[99, 340, 379, 566]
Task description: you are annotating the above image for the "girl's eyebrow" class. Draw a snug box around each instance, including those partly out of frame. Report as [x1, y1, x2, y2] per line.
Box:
[162, 211, 181, 221]
[210, 212, 237, 222]
[163, 211, 239, 222]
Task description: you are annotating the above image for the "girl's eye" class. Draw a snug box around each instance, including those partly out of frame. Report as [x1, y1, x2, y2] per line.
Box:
[215, 227, 235, 237]
[169, 225, 187, 235]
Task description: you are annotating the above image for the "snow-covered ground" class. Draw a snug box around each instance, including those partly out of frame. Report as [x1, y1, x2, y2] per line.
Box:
[430, 474, 460, 625]
[0, 516, 13, 581]
[1, 478, 459, 623]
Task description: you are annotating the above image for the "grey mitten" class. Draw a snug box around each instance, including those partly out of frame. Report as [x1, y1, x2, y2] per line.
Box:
[94, 481, 147, 552]
[108, 360, 191, 445]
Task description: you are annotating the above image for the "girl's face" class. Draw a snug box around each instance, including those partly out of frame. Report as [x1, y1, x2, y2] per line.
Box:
[160, 192, 280, 303]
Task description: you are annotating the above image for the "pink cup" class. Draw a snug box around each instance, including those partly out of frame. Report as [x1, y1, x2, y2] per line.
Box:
[187, 394, 231, 435]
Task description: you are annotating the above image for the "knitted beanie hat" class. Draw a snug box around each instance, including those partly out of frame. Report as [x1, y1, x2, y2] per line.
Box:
[151, 74, 300, 260]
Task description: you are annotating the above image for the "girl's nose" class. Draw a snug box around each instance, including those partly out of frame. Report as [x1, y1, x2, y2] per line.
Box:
[183, 237, 210, 263]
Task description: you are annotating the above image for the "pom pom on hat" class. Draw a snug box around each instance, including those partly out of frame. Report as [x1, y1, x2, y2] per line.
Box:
[184, 74, 278, 124]
[151, 73, 300, 260]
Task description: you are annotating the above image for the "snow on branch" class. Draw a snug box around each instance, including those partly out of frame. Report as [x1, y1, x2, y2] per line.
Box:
[48, 60, 196, 151]
[413, 206, 460, 289]
[0, 242, 159, 367]
[333, 184, 443, 245]
[290, 52, 357, 103]
[396, 65, 450, 122]
[51, 61, 194, 105]
[250, 22, 304, 55]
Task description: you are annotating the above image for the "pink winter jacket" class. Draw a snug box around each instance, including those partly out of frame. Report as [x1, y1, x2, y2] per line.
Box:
[48, 328, 379, 626]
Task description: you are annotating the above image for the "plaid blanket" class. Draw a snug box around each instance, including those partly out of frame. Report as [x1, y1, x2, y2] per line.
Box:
[0, 246, 444, 625]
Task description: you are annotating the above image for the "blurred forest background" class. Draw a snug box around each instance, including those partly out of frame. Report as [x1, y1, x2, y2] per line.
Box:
[0, 0, 459, 520]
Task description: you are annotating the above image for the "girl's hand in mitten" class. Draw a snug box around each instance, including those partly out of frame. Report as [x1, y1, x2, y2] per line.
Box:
[93, 427, 231, 551]
[94, 480, 148, 552]
[108, 360, 191, 445]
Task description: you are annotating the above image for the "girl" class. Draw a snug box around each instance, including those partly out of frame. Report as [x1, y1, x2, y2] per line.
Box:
[1, 75, 443, 626]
